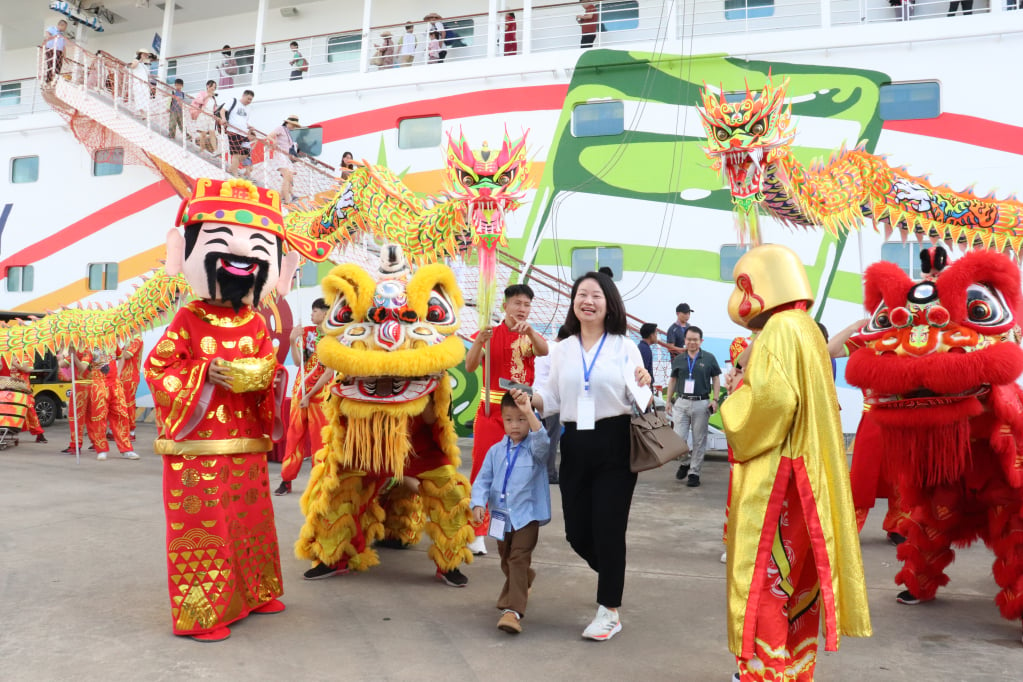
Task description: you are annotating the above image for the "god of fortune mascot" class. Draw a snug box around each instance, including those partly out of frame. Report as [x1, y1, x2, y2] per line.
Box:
[296, 245, 475, 587]
[845, 245, 1023, 643]
[144, 177, 329, 642]
[719, 244, 871, 681]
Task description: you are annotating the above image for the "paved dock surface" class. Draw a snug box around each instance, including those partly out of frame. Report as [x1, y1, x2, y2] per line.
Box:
[3, 422, 1023, 681]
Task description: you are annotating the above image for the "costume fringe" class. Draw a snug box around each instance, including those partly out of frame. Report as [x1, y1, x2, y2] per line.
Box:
[420, 465, 475, 571]
[381, 485, 425, 546]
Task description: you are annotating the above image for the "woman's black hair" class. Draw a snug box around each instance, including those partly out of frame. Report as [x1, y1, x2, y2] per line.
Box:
[562, 271, 627, 337]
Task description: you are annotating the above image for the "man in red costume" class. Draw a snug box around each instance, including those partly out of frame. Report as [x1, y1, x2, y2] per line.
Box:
[274, 297, 334, 496]
[58, 347, 91, 454]
[118, 336, 145, 439]
[82, 346, 138, 460]
[10, 355, 47, 443]
[145, 176, 328, 642]
[464, 284, 548, 555]
[720, 244, 871, 681]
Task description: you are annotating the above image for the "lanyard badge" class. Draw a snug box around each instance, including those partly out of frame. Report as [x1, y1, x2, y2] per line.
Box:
[489, 439, 524, 540]
[576, 334, 606, 431]
[683, 353, 696, 395]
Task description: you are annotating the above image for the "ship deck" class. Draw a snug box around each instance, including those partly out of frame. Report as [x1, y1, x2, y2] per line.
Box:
[2, 421, 1022, 680]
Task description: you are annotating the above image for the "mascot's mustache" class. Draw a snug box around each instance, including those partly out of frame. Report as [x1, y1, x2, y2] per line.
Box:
[204, 252, 270, 312]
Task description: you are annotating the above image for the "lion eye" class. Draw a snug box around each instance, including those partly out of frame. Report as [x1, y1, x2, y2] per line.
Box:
[965, 284, 1010, 327]
[864, 304, 892, 333]
[425, 293, 455, 325]
[328, 296, 354, 327]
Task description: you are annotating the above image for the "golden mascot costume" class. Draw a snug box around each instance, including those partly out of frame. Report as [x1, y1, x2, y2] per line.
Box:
[144, 177, 331, 642]
[720, 244, 871, 681]
[295, 244, 475, 586]
[845, 245, 1023, 642]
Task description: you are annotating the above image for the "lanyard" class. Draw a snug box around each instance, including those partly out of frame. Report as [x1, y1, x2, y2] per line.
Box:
[687, 353, 697, 378]
[579, 333, 607, 392]
[500, 438, 525, 503]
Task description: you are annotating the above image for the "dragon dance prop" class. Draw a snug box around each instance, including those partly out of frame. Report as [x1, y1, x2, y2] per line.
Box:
[0, 131, 530, 363]
[844, 245, 1023, 639]
[699, 78, 1023, 249]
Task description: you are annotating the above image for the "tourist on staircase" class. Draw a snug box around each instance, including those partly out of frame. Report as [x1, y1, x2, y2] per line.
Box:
[219, 90, 255, 175]
[42, 20, 67, 85]
[267, 114, 302, 204]
[190, 80, 219, 154]
[129, 49, 156, 118]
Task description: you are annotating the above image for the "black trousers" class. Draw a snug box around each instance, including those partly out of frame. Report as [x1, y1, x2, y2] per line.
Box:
[560, 414, 636, 608]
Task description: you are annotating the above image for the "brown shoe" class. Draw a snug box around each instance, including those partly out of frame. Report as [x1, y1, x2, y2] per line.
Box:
[497, 610, 522, 634]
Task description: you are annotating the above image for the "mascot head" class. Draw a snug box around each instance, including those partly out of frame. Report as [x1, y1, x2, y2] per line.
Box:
[727, 244, 814, 330]
[167, 178, 330, 310]
[845, 246, 1023, 485]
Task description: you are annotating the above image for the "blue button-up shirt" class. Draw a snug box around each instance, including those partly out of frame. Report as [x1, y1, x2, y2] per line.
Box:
[470, 428, 551, 531]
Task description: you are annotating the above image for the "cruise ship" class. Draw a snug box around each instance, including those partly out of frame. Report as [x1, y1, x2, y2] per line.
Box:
[2, 0, 1022, 432]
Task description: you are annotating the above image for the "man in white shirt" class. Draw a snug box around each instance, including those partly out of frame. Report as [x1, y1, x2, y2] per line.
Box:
[220, 90, 255, 174]
[399, 22, 418, 66]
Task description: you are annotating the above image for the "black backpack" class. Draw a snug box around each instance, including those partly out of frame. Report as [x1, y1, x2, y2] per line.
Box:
[214, 97, 238, 133]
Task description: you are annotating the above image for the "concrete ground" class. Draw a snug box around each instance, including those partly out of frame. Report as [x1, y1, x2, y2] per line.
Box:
[2, 421, 1023, 681]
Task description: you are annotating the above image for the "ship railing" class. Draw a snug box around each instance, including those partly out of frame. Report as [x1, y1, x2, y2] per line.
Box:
[0, 77, 46, 117]
[832, 0, 994, 25]
[40, 40, 339, 203]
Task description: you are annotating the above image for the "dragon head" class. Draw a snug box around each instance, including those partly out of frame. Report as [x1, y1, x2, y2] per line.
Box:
[445, 128, 529, 251]
[699, 79, 793, 217]
[317, 244, 465, 407]
[846, 247, 1023, 422]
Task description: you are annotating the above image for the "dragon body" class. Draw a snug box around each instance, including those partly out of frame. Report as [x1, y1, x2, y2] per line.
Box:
[699, 79, 1023, 249]
[0, 131, 530, 361]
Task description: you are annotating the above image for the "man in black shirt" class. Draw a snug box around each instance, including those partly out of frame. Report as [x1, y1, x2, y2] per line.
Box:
[665, 303, 692, 358]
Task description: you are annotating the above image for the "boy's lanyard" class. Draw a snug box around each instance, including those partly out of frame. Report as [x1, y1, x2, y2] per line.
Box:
[579, 333, 608, 393]
[499, 438, 525, 505]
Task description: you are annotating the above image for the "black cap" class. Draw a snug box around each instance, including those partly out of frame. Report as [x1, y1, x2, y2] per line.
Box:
[676, 303, 693, 313]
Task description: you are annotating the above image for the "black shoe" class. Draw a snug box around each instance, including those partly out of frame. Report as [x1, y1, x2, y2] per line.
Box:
[676, 463, 690, 480]
[273, 481, 292, 496]
[686, 474, 701, 488]
[887, 531, 907, 546]
[896, 590, 920, 605]
[303, 563, 349, 580]
[35, 434, 48, 443]
[436, 567, 468, 587]
[374, 538, 410, 550]
[548, 474, 559, 485]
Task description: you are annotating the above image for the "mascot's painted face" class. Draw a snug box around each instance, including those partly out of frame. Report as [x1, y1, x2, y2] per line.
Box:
[318, 245, 465, 405]
[183, 222, 283, 310]
[699, 79, 793, 211]
[846, 250, 1023, 423]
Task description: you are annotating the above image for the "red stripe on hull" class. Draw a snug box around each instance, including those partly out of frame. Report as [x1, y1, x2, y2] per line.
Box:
[883, 113, 1023, 157]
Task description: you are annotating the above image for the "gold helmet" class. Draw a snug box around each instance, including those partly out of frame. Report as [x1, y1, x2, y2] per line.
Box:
[727, 244, 814, 329]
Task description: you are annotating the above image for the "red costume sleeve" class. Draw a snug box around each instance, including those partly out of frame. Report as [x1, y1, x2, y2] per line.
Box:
[144, 310, 214, 440]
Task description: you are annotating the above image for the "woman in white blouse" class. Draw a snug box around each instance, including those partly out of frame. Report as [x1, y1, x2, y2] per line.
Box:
[516, 271, 651, 642]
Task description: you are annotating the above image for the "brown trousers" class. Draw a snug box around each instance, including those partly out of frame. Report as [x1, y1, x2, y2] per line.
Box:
[496, 521, 539, 616]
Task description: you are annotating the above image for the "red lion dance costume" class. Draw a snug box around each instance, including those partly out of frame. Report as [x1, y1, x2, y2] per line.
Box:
[845, 245, 1023, 640]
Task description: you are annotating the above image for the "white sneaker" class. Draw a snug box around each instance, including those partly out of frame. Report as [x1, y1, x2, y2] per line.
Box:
[96, 452, 107, 461]
[120, 451, 140, 460]
[467, 535, 487, 556]
[582, 605, 621, 641]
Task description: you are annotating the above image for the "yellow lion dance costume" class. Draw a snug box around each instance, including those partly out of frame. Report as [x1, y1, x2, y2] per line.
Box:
[296, 245, 474, 585]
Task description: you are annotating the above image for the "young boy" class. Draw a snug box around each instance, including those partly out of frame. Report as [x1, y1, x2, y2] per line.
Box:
[471, 391, 550, 634]
[168, 78, 185, 139]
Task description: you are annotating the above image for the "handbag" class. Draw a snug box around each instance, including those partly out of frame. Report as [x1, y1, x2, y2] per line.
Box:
[630, 404, 689, 473]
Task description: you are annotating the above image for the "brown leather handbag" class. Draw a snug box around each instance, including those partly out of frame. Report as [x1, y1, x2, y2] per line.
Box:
[630, 406, 689, 473]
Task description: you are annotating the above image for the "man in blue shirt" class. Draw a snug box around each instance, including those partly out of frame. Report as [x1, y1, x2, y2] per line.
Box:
[43, 20, 68, 84]
[638, 323, 656, 378]
[665, 303, 692, 358]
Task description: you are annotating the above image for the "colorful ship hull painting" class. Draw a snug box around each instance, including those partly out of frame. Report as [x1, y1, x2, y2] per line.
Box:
[6, 45, 1023, 433]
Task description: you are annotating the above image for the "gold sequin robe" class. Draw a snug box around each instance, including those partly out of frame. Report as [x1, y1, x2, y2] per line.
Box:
[144, 300, 286, 636]
[720, 309, 871, 658]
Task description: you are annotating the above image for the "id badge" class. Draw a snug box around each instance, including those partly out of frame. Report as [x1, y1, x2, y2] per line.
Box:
[577, 393, 596, 431]
[489, 508, 510, 540]
[683, 378, 696, 394]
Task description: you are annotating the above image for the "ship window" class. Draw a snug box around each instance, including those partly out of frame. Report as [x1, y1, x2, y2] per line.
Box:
[166, 58, 177, 80]
[11, 156, 39, 183]
[720, 244, 751, 281]
[0, 82, 21, 106]
[444, 18, 476, 45]
[725, 0, 775, 20]
[291, 126, 323, 157]
[600, 1, 640, 30]
[6, 265, 34, 293]
[88, 263, 119, 291]
[881, 242, 924, 278]
[234, 47, 255, 75]
[327, 33, 361, 63]
[880, 81, 941, 121]
[93, 147, 124, 176]
[298, 262, 320, 287]
[571, 247, 623, 281]
[398, 116, 443, 149]
[571, 101, 624, 138]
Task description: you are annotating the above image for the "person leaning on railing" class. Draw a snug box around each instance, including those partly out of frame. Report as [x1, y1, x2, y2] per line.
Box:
[42, 19, 68, 85]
